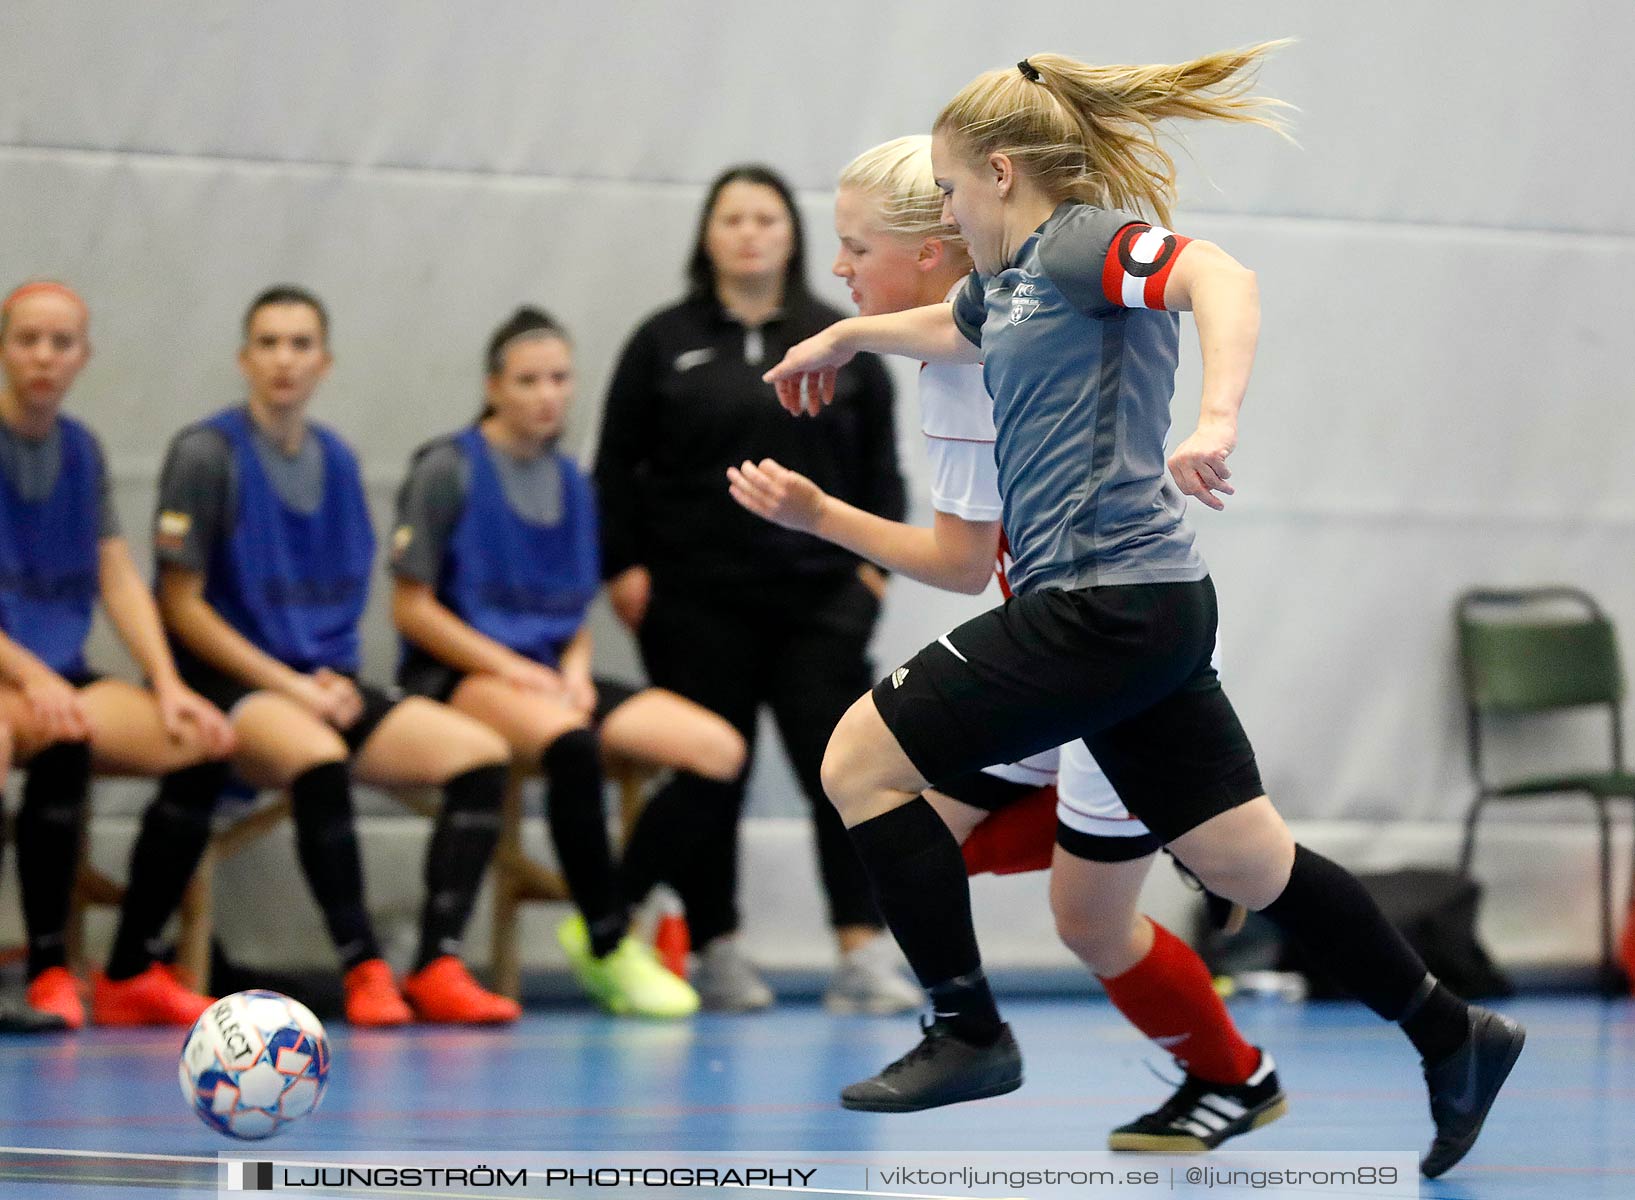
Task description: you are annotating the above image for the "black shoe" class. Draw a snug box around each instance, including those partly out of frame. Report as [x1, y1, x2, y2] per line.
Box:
[1109, 1051, 1288, 1151]
[1170, 855, 1247, 935]
[0, 997, 70, 1034]
[1420, 1006, 1526, 1179]
[840, 1018, 1022, 1112]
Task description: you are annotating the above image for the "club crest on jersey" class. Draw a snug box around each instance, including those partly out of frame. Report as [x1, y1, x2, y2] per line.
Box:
[1009, 282, 1041, 325]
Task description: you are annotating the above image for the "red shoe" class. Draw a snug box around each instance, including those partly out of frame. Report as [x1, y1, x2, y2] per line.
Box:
[161, 960, 202, 992]
[93, 964, 216, 1027]
[1619, 897, 1635, 995]
[26, 967, 85, 1030]
[654, 911, 692, 979]
[402, 957, 520, 1025]
[343, 959, 413, 1027]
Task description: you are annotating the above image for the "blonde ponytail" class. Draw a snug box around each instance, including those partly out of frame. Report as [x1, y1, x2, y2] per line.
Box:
[935, 42, 1292, 227]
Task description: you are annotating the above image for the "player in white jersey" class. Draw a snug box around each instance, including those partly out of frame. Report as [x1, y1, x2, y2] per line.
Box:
[729, 137, 1282, 1150]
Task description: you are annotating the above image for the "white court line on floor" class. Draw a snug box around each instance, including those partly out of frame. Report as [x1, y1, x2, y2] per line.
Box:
[0, 1145, 219, 1165]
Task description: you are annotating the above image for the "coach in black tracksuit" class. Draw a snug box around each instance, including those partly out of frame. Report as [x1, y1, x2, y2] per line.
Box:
[594, 165, 910, 1012]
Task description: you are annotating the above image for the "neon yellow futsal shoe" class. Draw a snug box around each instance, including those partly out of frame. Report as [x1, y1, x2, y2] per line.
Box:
[557, 915, 700, 1018]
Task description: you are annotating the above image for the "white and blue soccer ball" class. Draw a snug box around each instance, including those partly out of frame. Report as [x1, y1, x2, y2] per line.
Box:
[179, 990, 331, 1140]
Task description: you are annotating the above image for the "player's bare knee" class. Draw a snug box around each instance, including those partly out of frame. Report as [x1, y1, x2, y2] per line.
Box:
[1050, 903, 1100, 963]
[820, 703, 872, 810]
[693, 722, 747, 783]
[1173, 848, 1288, 912]
[1050, 892, 1133, 973]
[819, 736, 861, 815]
[454, 722, 510, 775]
[1167, 797, 1294, 908]
[821, 736, 894, 825]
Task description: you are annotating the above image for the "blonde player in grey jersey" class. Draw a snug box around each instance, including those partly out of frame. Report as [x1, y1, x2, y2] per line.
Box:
[766, 49, 1523, 1179]
[729, 137, 1283, 1151]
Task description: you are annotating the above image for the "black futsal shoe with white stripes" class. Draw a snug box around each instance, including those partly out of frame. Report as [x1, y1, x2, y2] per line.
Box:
[840, 1018, 1022, 1112]
[1108, 1051, 1287, 1151]
[1419, 1006, 1526, 1179]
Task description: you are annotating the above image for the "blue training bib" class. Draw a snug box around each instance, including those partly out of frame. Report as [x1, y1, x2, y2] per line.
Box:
[202, 407, 375, 672]
[433, 426, 599, 669]
[0, 415, 101, 676]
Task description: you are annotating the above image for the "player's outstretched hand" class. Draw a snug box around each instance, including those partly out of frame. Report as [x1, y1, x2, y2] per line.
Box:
[763, 327, 856, 415]
[1167, 419, 1237, 511]
[727, 458, 827, 533]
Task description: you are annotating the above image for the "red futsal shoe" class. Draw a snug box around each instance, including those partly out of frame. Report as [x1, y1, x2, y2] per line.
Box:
[93, 964, 215, 1026]
[26, 966, 85, 1030]
[342, 958, 413, 1027]
[402, 957, 520, 1025]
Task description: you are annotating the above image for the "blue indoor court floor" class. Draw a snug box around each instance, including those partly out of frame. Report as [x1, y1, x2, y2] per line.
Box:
[0, 994, 1629, 1199]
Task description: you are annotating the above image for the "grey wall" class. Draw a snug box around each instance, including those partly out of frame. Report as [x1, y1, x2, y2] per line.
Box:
[5, 0, 1634, 836]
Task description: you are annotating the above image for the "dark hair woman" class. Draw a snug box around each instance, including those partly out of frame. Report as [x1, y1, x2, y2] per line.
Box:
[594, 163, 915, 1013]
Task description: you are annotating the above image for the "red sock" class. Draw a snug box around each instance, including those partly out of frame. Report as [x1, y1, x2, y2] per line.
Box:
[1621, 897, 1635, 996]
[1099, 919, 1260, 1085]
[962, 786, 1057, 876]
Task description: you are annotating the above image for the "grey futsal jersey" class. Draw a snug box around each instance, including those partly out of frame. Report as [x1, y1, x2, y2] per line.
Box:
[391, 432, 566, 585]
[951, 202, 1205, 591]
[0, 418, 119, 536]
[154, 406, 326, 571]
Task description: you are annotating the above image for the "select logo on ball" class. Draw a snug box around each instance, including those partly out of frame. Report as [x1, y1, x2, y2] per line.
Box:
[179, 990, 331, 1140]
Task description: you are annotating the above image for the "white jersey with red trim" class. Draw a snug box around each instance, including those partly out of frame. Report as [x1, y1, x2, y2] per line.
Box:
[918, 288, 1003, 524]
[982, 745, 1059, 788]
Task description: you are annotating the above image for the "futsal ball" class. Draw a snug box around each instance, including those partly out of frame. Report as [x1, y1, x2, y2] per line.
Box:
[179, 990, 331, 1139]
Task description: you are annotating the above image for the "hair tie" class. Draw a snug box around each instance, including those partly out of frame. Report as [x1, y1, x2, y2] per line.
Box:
[2, 280, 86, 316]
[1016, 59, 1041, 82]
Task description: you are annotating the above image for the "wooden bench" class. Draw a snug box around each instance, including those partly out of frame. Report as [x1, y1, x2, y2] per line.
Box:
[63, 758, 660, 995]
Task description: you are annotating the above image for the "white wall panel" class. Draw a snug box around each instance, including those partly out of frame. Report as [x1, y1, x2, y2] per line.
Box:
[3, 2, 1633, 847]
[6, 3, 1630, 230]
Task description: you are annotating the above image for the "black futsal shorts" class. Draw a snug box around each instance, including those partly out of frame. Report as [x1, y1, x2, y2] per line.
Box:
[872, 577, 1264, 844]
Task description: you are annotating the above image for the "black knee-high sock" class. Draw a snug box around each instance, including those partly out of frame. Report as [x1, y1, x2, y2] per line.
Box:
[106, 760, 230, 982]
[848, 799, 1001, 1045]
[17, 741, 93, 978]
[809, 782, 887, 932]
[619, 772, 698, 907]
[1261, 844, 1469, 1063]
[542, 729, 627, 957]
[288, 761, 380, 971]
[619, 770, 742, 945]
[413, 763, 506, 972]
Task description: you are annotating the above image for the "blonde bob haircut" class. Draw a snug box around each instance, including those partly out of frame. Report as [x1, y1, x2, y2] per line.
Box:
[838, 135, 967, 252]
[934, 42, 1292, 228]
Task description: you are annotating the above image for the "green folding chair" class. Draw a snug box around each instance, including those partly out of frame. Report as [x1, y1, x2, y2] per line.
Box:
[1456, 586, 1635, 993]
